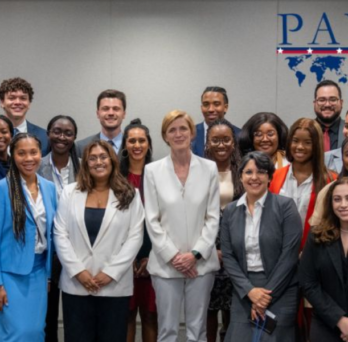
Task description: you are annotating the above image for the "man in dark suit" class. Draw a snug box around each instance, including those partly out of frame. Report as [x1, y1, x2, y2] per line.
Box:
[75, 89, 126, 157]
[0, 77, 49, 156]
[314, 79, 345, 152]
[191, 86, 241, 157]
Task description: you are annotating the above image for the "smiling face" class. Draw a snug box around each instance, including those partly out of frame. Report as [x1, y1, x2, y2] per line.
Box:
[201, 92, 228, 125]
[126, 128, 149, 164]
[290, 128, 313, 164]
[207, 124, 234, 164]
[253, 122, 279, 157]
[332, 183, 348, 226]
[87, 145, 112, 182]
[165, 117, 192, 152]
[48, 118, 76, 156]
[241, 159, 269, 202]
[314, 85, 343, 125]
[1, 90, 31, 126]
[13, 137, 41, 180]
[0, 119, 12, 159]
[97, 97, 126, 136]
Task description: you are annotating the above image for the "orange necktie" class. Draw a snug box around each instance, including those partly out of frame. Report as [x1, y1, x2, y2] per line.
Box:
[323, 127, 330, 152]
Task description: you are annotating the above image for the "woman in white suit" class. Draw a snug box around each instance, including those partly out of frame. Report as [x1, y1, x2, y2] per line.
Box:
[144, 110, 220, 342]
[54, 140, 144, 342]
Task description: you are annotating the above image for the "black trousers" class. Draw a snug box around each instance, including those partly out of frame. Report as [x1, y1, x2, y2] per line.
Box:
[45, 281, 60, 342]
[62, 292, 130, 342]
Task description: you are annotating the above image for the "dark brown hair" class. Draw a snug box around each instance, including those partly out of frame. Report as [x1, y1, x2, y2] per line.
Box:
[0, 77, 34, 102]
[77, 140, 135, 210]
[96, 89, 126, 110]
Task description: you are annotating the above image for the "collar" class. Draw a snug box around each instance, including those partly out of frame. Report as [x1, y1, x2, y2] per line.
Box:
[49, 153, 71, 169]
[15, 120, 28, 133]
[236, 190, 268, 208]
[288, 164, 313, 184]
[100, 131, 123, 149]
[21, 174, 40, 187]
[316, 116, 341, 133]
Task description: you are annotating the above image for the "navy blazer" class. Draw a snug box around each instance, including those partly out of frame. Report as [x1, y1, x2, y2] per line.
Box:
[0, 175, 57, 285]
[221, 192, 302, 303]
[300, 233, 347, 329]
[191, 121, 241, 157]
[27, 120, 49, 157]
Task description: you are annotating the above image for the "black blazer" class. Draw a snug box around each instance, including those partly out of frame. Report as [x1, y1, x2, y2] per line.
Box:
[221, 192, 302, 303]
[299, 233, 347, 329]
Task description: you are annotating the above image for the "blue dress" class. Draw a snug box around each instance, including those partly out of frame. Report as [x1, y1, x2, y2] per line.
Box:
[0, 175, 57, 342]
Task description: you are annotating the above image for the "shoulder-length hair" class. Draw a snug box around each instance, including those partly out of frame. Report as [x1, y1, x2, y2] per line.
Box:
[205, 118, 244, 200]
[312, 177, 348, 244]
[77, 140, 135, 210]
[239, 112, 288, 155]
[286, 118, 333, 194]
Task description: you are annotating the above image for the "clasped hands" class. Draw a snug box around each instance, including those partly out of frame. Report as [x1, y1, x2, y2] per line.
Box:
[248, 287, 272, 320]
[171, 252, 198, 278]
[76, 270, 113, 293]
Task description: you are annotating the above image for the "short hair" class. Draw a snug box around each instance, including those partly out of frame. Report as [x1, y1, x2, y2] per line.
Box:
[314, 80, 342, 99]
[201, 86, 228, 104]
[96, 89, 126, 110]
[286, 118, 331, 194]
[238, 151, 275, 180]
[239, 112, 288, 155]
[77, 140, 135, 210]
[312, 177, 348, 244]
[0, 77, 34, 102]
[0, 114, 14, 137]
[161, 110, 196, 143]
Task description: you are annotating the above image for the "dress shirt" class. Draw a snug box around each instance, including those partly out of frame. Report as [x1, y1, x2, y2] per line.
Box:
[22, 177, 47, 254]
[316, 117, 340, 150]
[279, 164, 313, 229]
[100, 131, 123, 154]
[237, 191, 268, 272]
[218, 171, 234, 210]
[14, 120, 28, 133]
[203, 121, 208, 144]
[50, 155, 71, 198]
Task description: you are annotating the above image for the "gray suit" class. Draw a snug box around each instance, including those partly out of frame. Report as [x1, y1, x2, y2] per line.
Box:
[75, 133, 100, 158]
[38, 153, 76, 184]
[221, 192, 302, 341]
[325, 148, 342, 174]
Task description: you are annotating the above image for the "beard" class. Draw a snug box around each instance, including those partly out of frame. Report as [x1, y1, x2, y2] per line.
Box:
[315, 107, 342, 125]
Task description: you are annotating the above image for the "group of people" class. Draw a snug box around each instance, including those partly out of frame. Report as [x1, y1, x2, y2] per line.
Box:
[0, 76, 347, 342]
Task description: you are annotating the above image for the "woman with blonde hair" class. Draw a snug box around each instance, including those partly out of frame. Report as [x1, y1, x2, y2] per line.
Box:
[144, 110, 220, 342]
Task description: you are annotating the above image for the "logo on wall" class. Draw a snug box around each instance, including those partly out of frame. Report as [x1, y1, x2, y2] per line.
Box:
[277, 13, 348, 86]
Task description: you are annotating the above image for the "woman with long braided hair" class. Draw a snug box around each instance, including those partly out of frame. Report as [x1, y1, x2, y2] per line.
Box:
[0, 133, 57, 342]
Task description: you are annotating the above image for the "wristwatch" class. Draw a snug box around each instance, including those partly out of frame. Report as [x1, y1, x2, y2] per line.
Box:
[191, 250, 202, 260]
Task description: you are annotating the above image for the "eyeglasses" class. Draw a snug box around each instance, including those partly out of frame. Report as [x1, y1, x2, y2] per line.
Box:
[242, 169, 268, 176]
[253, 130, 277, 140]
[315, 97, 340, 106]
[209, 137, 233, 146]
[87, 154, 110, 165]
[49, 129, 75, 138]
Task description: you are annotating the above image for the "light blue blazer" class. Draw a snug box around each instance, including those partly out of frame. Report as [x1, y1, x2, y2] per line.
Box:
[0, 175, 57, 285]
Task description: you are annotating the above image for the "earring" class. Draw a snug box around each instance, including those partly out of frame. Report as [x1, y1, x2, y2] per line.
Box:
[121, 149, 129, 158]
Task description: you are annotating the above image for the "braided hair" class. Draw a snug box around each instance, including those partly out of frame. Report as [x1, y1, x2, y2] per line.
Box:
[205, 119, 244, 200]
[7, 133, 41, 242]
[47, 115, 80, 177]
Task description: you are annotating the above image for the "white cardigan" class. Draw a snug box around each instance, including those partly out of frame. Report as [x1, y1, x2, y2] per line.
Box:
[144, 153, 220, 278]
[54, 183, 144, 297]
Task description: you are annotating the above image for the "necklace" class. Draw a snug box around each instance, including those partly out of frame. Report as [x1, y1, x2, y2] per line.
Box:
[91, 188, 109, 208]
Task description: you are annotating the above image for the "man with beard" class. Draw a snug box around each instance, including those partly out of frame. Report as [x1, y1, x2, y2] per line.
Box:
[191, 86, 241, 157]
[313, 80, 344, 152]
[76, 89, 126, 157]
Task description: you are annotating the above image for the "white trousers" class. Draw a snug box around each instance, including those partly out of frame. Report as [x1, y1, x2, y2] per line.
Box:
[152, 273, 215, 342]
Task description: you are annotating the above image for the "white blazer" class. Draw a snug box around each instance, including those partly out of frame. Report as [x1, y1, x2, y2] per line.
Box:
[144, 153, 220, 278]
[54, 182, 144, 297]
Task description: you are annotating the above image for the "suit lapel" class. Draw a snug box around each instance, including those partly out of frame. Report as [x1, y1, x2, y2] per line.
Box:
[327, 239, 345, 287]
[234, 204, 248, 273]
[75, 190, 93, 251]
[92, 190, 117, 249]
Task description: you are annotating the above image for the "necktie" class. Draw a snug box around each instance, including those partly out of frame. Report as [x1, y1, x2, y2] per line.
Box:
[323, 127, 330, 152]
[13, 128, 19, 136]
[107, 140, 114, 147]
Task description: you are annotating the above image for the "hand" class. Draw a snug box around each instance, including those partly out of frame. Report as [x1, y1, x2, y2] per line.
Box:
[0, 286, 8, 311]
[135, 258, 149, 278]
[217, 250, 223, 265]
[248, 287, 272, 309]
[182, 266, 198, 279]
[93, 272, 113, 288]
[252, 303, 266, 320]
[171, 252, 196, 273]
[75, 270, 100, 293]
[337, 317, 348, 341]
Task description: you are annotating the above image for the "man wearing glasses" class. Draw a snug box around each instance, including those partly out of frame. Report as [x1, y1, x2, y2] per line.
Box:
[313, 80, 344, 152]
